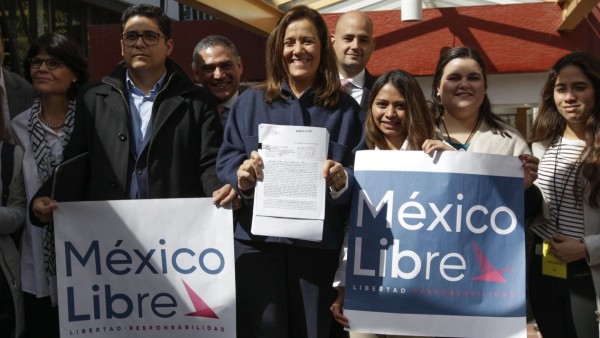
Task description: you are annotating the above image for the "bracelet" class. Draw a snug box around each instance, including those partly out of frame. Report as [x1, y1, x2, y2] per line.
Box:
[238, 187, 255, 199]
[580, 237, 590, 262]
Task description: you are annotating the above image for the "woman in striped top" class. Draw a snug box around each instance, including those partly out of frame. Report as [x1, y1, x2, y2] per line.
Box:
[529, 51, 600, 338]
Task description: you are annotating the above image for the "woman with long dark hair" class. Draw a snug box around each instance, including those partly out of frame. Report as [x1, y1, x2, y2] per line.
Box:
[331, 70, 435, 338]
[423, 47, 529, 154]
[422, 46, 538, 199]
[529, 51, 600, 338]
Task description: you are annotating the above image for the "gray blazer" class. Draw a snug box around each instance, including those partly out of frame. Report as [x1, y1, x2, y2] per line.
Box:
[2, 69, 36, 143]
[0, 142, 26, 338]
[2, 69, 36, 119]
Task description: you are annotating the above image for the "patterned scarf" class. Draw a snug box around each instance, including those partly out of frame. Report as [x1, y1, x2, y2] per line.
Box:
[27, 97, 76, 293]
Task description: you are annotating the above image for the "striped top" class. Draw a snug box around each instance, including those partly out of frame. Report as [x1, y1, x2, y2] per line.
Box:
[532, 137, 586, 240]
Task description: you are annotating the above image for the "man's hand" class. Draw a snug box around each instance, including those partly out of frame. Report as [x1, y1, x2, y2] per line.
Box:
[212, 184, 241, 210]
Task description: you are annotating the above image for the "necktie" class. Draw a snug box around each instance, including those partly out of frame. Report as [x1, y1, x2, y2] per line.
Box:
[340, 79, 351, 93]
[218, 105, 230, 127]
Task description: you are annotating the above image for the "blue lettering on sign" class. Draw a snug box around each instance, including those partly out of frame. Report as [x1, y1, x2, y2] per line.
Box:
[63, 239, 226, 322]
[67, 284, 177, 322]
[64, 239, 225, 276]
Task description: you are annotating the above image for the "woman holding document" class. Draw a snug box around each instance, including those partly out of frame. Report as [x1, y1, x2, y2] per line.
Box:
[216, 5, 362, 338]
[528, 51, 600, 338]
[11, 33, 87, 338]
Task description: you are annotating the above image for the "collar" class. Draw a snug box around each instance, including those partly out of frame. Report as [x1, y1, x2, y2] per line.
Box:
[374, 139, 409, 150]
[220, 90, 240, 109]
[281, 81, 314, 99]
[340, 68, 366, 88]
[126, 70, 167, 97]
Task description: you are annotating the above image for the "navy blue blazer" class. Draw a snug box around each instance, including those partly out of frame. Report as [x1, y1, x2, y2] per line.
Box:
[217, 84, 362, 249]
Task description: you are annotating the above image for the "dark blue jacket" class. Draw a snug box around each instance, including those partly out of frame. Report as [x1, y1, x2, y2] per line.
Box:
[217, 84, 362, 249]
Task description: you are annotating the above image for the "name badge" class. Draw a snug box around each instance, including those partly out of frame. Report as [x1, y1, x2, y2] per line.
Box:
[542, 240, 567, 279]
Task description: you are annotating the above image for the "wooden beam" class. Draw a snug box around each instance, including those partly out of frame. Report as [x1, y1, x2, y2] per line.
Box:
[271, 0, 292, 6]
[266, 0, 344, 11]
[557, 0, 600, 31]
[175, 0, 283, 37]
[309, 0, 346, 10]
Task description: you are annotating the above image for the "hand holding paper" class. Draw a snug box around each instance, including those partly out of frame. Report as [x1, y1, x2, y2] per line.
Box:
[323, 159, 346, 192]
[237, 150, 263, 192]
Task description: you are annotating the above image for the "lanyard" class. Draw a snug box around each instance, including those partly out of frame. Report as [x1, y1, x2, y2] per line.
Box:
[551, 136, 580, 234]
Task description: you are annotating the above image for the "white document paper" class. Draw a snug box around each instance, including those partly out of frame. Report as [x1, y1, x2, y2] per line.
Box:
[251, 123, 329, 241]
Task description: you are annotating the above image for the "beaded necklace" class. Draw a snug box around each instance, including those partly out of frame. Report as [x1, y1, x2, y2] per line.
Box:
[38, 112, 65, 130]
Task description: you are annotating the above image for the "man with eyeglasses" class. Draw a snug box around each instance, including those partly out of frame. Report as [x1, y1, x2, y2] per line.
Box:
[31, 4, 224, 219]
[0, 26, 36, 143]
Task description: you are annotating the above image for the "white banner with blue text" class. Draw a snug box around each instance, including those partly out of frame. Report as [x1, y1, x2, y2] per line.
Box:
[54, 198, 236, 338]
[345, 151, 526, 338]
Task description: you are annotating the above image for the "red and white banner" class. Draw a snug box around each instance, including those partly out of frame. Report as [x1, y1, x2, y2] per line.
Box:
[54, 198, 236, 338]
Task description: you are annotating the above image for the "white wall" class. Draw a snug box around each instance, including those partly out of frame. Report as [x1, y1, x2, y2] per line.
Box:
[416, 72, 549, 114]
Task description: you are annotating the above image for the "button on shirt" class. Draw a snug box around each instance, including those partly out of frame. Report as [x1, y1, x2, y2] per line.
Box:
[126, 71, 166, 156]
[126, 71, 166, 199]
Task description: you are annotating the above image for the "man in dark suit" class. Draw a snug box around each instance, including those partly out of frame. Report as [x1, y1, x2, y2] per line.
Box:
[192, 35, 245, 128]
[192, 34, 244, 208]
[331, 11, 376, 123]
[31, 4, 224, 221]
[0, 27, 36, 142]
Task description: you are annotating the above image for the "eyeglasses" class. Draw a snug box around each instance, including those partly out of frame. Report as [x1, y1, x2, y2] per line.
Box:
[30, 58, 65, 70]
[121, 31, 164, 46]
